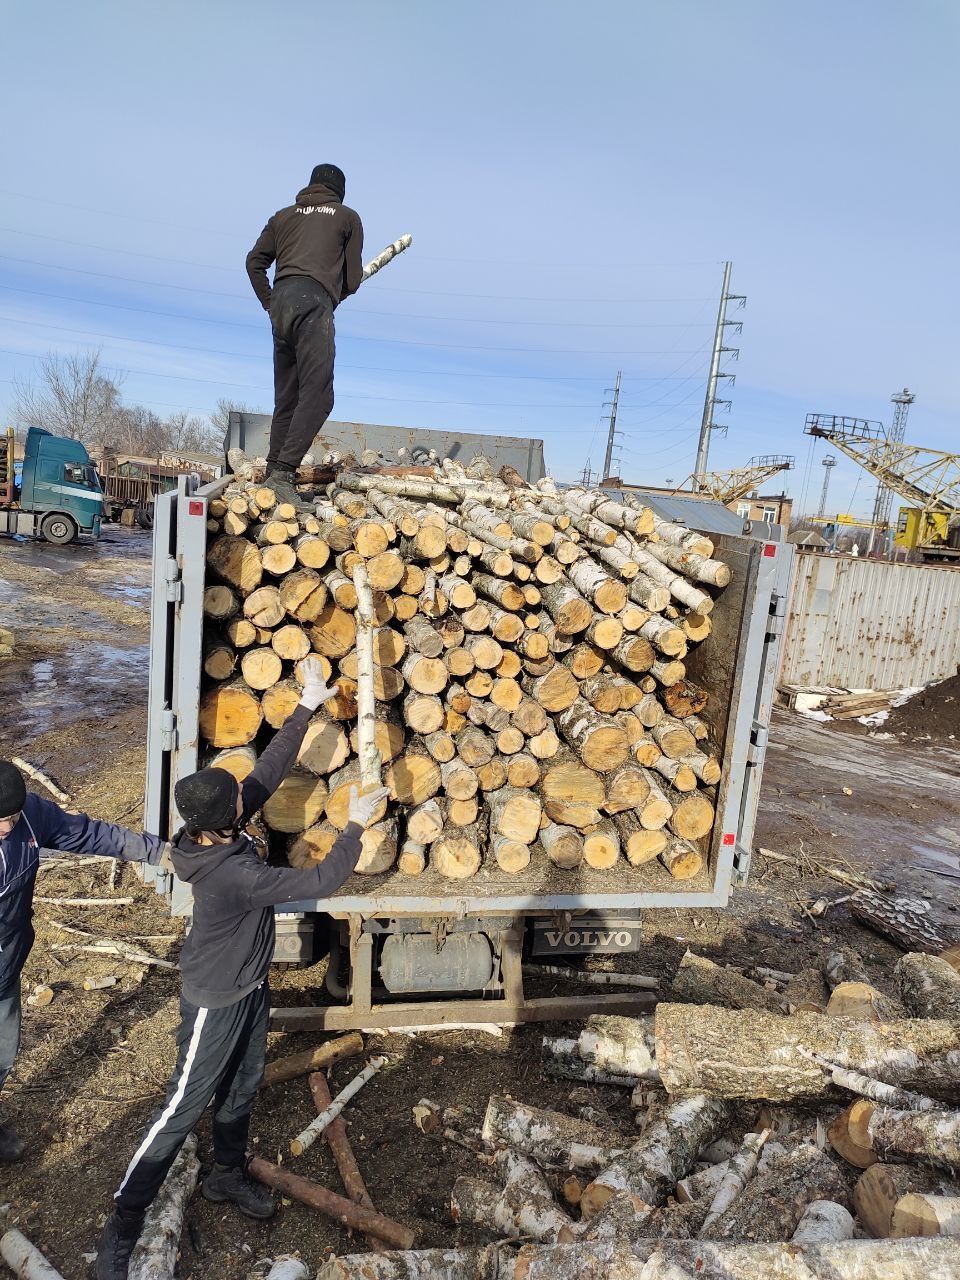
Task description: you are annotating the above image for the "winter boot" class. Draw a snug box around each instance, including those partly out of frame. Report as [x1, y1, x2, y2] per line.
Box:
[202, 1160, 276, 1219]
[95, 1207, 145, 1280]
[0, 1120, 24, 1161]
[267, 465, 308, 511]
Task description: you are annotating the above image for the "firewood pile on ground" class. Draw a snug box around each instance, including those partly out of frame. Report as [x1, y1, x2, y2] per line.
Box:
[199, 454, 731, 886]
[310, 941, 960, 1279]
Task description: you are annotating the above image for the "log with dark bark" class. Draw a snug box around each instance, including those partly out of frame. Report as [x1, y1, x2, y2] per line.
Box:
[261, 1033, 364, 1087]
[850, 891, 951, 953]
[670, 951, 788, 1013]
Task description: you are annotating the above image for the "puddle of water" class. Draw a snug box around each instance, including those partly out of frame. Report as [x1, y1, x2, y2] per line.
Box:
[15, 643, 149, 738]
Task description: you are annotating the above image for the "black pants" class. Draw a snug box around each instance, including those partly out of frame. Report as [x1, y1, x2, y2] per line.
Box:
[113, 984, 269, 1213]
[268, 276, 336, 470]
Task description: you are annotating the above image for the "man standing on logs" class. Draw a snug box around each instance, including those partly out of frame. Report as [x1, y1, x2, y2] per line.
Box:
[0, 761, 169, 1162]
[95, 657, 389, 1280]
[245, 163, 364, 507]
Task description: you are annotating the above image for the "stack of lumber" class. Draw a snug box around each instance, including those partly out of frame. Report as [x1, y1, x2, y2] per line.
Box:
[323, 946, 960, 1277]
[198, 460, 731, 883]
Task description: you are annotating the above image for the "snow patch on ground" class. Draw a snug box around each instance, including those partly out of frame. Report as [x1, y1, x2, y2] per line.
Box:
[798, 708, 833, 722]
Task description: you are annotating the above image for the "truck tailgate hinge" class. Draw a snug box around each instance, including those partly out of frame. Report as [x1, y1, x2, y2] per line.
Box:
[160, 708, 177, 753]
[164, 558, 182, 604]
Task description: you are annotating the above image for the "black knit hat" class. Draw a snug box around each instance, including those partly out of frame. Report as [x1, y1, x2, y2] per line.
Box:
[309, 164, 346, 200]
[0, 762, 26, 819]
[174, 768, 239, 831]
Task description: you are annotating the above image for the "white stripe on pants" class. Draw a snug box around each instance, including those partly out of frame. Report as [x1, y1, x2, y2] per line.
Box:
[116, 1005, 208, 1197]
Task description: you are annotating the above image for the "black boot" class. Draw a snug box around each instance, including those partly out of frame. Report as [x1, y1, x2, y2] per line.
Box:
[95, 1207, 144, 1280]
[0, 1120, 25, 1162]
[202, 1160, 276, 1219]
[267, 465, 308, 511]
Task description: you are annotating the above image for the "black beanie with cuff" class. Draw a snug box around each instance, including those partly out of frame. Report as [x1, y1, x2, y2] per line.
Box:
[174, 768, 239, 832]
[0, 762, 26, 819]
[309, 164, 346, 200]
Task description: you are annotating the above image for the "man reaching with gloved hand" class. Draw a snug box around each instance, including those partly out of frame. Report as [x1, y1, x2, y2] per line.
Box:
[0, 761, 169, 1162]
[95, 657, 389, 1280]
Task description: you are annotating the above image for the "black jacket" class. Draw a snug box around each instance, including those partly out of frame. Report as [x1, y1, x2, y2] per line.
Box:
[0, 796, 165, 997]
[246, 182, 364, 312]
[173, 704, 362, 1009]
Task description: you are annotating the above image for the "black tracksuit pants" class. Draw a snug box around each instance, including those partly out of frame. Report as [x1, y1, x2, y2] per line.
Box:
[268, 276, 336, 470]
[113, 984, 269, 1213]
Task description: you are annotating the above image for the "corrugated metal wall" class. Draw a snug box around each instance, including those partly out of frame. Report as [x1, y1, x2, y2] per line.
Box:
[780, 552, 960, 689]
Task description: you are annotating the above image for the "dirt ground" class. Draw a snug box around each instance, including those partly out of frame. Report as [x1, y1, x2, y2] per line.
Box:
[1, 532, 959, 1278]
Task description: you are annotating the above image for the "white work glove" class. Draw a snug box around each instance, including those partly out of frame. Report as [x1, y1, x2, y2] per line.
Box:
[347, 785, 390, 829]
[299, 657, 338, 712]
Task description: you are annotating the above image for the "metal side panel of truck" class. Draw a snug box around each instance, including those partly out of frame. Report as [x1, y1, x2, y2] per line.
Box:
[144, 475, 792, 1029]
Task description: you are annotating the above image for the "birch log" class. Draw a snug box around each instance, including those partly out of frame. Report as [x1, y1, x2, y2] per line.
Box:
[580, 1095, 730, 1218]
[0, 1232, 66, 1280]
[655, 1002, 960, 1101]
[896, 952, 960, 1019]
[830, 1100, 960, 1171]
[128, 1134, 200, 1280]
[481, 1095, 625, 1173]
[700, 1143, 848, 1242]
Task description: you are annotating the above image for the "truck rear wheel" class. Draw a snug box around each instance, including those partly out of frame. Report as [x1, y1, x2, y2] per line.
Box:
[40, 513, 78, 545]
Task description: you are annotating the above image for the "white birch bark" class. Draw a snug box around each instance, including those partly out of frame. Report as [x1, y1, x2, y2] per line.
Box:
[352, 563, 382, 787]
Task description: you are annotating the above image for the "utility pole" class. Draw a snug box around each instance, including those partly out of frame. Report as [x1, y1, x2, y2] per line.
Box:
[869, 387, 915, 541]
[693, 261, 745, 488]
[601, 371, 622, 482]
[580, 459, 595, 487]
[817, 454, 837, 519]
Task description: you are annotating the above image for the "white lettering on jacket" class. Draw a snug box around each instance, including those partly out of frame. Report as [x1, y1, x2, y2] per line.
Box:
[296, 206, 337, 217]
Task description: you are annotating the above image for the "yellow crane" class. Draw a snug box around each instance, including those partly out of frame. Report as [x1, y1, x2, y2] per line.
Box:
[804, 414, 960, 561]
[679, 454, 794, 503]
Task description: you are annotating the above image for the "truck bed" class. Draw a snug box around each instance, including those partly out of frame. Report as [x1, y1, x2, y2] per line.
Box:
[145, 478, 791, 915]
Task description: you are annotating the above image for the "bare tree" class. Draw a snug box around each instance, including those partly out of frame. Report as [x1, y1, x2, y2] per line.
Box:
[12, 350, 126, 447]
[208, 397, 256, 448]
[165, 410, 222, 456]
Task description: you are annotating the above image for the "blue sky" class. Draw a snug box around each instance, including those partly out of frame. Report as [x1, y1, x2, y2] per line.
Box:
[1, 0, 957, 515]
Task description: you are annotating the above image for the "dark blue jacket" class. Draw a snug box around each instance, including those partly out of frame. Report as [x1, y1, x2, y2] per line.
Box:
[0, 794, 165, 997]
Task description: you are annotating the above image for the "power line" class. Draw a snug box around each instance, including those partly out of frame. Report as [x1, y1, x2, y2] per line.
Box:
[0, 282, 713, 332]
[0, 252, 715, 307]
[0, 313, 703, 358]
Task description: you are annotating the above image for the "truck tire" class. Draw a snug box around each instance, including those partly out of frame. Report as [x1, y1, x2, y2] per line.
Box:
[40, 513, 78, 545]
[135, 506, 154, 531]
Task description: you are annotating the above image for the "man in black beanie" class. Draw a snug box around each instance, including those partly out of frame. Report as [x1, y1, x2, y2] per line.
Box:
[245, 164, 364, 507]
[96, 656, 389, 1280]
[0, 761, 168, 1161]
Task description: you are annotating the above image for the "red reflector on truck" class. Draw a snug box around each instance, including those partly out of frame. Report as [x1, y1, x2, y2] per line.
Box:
[188, 500, 204, 516]
[722, 833, 735, 846]
[763, 543, 776, 557]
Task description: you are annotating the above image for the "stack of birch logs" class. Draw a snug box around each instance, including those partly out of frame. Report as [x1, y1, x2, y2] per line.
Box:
[316, 944, 960, 1279]
[198, 457, 731, 883]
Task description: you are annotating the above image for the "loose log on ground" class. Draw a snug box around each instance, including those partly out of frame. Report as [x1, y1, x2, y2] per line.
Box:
[855, 1164, 957, 1239]
[891, 1193, 960, 1238]
[580, 1094, 730, 1218]
[481, 1095, 624, 1174]
[701, 1142, 848, 1242]
[850, 891, 950, 953]
[823, 946, 870, 989]
[655, 1002, 960, 1101]
[453, 1149, 576, 1244]
[260, 1033, 364, 1087]
[827, 982, 903, 1022]
[249, 1158, 415, 1251]
[896, 952, 960, 1019]
[670, 950, 788, 1013]
[831, 1100, 960, 1171]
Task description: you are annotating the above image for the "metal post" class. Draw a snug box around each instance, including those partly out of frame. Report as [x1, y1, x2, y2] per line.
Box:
[601, 371, 622, 481]
[694, 262, 733, 486]
[816, 455, 837, 519]
[870, 387, 915, 543]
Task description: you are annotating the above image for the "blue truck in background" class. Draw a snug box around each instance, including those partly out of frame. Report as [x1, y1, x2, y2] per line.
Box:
[0, 426, 103, 544]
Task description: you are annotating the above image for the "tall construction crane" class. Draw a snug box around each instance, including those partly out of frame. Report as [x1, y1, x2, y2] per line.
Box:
[680, 454, 794, 504]
[804, 413, 960, 561]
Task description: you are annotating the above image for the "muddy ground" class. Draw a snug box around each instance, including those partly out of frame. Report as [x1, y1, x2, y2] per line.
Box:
[0, 533, 958, 1277]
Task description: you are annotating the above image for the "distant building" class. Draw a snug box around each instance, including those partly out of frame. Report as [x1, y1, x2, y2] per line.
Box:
[728, 492, 793, 529]
[605, 479, 793, 530]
